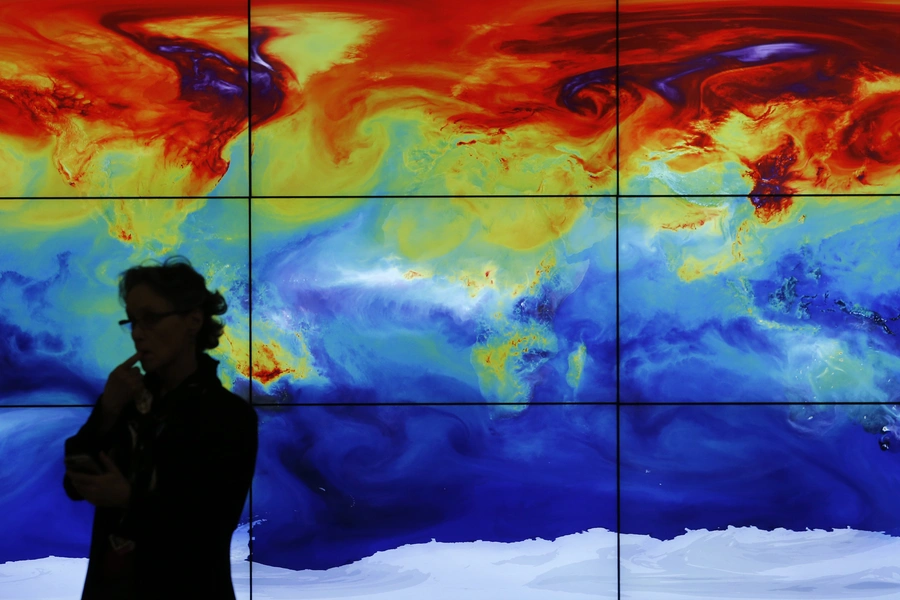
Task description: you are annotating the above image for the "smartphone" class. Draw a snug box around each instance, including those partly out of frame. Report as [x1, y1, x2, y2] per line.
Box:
[65, 454, 104, 475]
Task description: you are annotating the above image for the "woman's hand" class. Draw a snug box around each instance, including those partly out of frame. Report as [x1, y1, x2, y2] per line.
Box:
[66, 452, 132, 509]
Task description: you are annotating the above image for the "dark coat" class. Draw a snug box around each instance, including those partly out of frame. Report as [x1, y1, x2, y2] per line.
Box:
[63, 353, 258, 600]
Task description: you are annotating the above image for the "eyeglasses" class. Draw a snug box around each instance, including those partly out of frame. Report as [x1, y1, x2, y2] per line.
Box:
[119, 310, 191, 333]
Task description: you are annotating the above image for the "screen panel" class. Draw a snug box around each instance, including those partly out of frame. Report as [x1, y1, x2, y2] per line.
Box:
[250, 0, 615, 196]
[0, 199, 251, 407]
[620, 403, 900, 598]
[0, 406, 253, 598]
[251, 403, 616, 598]
[619, 197, 900, 403]
[250, 198, 616, 404]
[7, 0, 900, 597]
[0, 408, 94, 573]
[0, 0, 250, 198]
[618, 0, 900, 197]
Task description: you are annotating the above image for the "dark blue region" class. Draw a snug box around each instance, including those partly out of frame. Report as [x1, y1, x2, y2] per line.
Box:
[719, 43, 817, 64]
[833, 299, 896, 335]
[0, 318, 105, 403]
[249, 32, 286, 124]
[0, 405, 109, 562]
[619, 228, 900, 404]
[250, 37, 279, 96]
[530, 255, 616, 402]
[640, 42, 817, 104]
[150, 33, 284, 123]
[252, 404, 617, 571]
[620, 404, 900, 540]
[510, 288, 558, 325]
[619, 313, 785, 403]
[748, 142, 798, 199]
[274, 377, 486, 404]
[0, 254, 110, 404]
[156, 43, 245, 99]
[526, 334, 614, 403]
[557, 67, 614, 113]
[751, 248, 900, 342]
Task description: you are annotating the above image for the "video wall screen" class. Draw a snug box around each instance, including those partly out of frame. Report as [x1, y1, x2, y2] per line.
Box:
[250, 0, 614, 196]
[0, 0, 251, 198]
[5, 198, 900, 597]
[3, 0, 900, 598]
[619, 1, 900, 197]
[0, 0, 613, 198]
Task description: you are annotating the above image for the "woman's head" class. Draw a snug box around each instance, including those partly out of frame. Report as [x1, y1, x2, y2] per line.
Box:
[118, 255, 227, 373]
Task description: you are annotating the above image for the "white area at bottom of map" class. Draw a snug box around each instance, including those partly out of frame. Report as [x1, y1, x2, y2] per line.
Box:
[2, 524, 900, 599]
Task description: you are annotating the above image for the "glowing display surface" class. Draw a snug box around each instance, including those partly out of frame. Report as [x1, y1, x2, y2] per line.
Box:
[0, 200, 617, 598]
[620, 0, 900, 196]
[621, 198, 900, 408]
[251, 0, 615, 196]
[4, 199, 900, 598]
[0, 1, 250, 197]
[3, 0, 900, 597]
[251, 198, 616, 403]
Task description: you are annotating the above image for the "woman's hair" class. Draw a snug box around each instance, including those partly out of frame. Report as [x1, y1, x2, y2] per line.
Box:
[117, 255, 228, 355]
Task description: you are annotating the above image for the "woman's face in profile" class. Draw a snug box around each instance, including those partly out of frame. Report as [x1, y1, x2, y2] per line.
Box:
[125, 283, 200, 372]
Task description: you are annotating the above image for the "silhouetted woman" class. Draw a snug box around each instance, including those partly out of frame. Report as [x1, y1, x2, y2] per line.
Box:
[63, 256, 258, 599]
